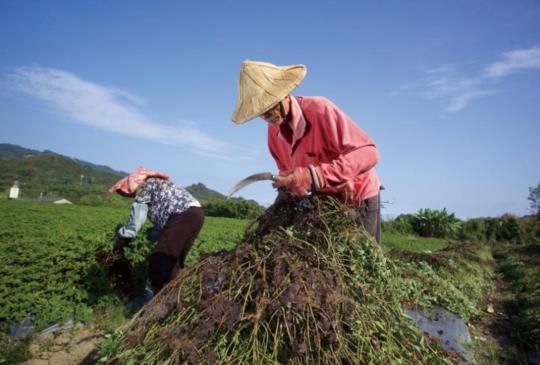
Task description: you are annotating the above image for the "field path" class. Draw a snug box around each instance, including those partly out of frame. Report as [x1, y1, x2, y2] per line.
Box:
[470, 270, 516, 363]
[471, 245, 538, 364]
[21, 328, 103, 365]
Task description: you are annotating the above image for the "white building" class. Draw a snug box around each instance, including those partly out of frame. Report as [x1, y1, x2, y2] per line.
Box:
[9, 181, 19, 199]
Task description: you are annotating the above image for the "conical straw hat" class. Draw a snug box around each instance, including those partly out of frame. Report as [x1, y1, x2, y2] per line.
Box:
[232, 60, 306, 124]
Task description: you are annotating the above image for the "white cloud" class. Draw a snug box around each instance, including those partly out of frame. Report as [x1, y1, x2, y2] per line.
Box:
[395, 45, 540, 112]
[420, 76, 482, 100]
[446, 89, 498, 112]
[10, 66, 245, 159]
[484, 45, 540, 78]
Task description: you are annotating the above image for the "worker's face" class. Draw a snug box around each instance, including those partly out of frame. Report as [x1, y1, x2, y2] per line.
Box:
[260, 96, 290, 126]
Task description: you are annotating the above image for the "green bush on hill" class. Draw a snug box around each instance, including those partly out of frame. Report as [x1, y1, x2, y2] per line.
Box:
[202, 198, 264, 219]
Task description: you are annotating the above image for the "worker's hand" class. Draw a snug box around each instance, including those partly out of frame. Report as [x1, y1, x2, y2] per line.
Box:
[144, 227, 162, 243]
[273, 189, 292, 205]
[114, 235, 132, 249]
[272, 167, 312, 197]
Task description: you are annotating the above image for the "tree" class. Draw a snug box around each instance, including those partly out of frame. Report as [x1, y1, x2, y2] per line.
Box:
[203, 198, 264, 219]
[528, 181, 540, 217]
[411, 208, 462, 238]
[497, 213, 522, 243]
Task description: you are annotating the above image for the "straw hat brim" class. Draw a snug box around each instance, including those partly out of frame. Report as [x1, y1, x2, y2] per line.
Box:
[232, 61, 306, 124]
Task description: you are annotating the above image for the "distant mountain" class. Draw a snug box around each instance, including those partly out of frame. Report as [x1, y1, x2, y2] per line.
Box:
[0, 143, 127, 176]
[0, 143, 228, 205]
[73, 158, 128, 176]
[0, 153, 128, 206]
[0, 143, 42, 159]
[185, 182, 226, 201]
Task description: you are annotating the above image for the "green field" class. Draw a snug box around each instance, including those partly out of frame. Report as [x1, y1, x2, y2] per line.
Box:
[0, 199, 458, 336]
[0, 200, 248, 333]
[381, 232, 448, 252]
[1, 199, 537, 364]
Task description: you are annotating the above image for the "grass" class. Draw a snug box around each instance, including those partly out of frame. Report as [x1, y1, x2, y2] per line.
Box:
[495, 243, 540, 352]
[0, 200, 248, 364]
[0, 200, 249, 327]
[391, 241, 495, 321]
[382, 232, 448, 252]
[0, 199, 504, 364]
[187, 216, 249, 264]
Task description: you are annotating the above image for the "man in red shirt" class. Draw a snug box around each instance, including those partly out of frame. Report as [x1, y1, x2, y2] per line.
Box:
[232, 60, 381, 244]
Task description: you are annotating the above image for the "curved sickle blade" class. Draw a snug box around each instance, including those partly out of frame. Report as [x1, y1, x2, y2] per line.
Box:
[227, 172, 275, 198]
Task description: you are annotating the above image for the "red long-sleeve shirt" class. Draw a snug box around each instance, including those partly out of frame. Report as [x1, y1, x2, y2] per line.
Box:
[268, 96, 380, 203]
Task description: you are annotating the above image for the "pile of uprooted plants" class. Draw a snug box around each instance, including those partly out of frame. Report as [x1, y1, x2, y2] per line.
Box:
[103, 196, 453, 365]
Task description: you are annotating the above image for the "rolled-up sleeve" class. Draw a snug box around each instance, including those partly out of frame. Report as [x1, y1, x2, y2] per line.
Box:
[118, 202, 148, 238]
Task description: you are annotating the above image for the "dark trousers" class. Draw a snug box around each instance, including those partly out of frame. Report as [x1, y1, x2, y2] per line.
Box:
[149, 206, 204, 292]
[355, 193, 381, 244]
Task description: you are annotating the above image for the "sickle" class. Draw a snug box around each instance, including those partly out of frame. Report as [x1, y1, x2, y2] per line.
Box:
[227, 172, 276, 199]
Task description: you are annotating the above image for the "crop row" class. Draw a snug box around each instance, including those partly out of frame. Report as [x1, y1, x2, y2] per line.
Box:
[0, 200, 248, 333]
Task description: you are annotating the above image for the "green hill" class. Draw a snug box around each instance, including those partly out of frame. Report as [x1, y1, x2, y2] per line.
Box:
[185, 182, 226, 201]
[0, 151, 128, 206]
[0, 143, 128, 175]
[0, 143, 229, 206]
[0, 143, 42, 160]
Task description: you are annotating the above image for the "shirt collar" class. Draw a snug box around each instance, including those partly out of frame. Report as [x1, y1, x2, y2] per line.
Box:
[277, 96, 307, 146]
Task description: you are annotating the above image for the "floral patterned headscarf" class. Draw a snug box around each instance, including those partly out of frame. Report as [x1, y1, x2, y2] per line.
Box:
[109, 166, 170, 197]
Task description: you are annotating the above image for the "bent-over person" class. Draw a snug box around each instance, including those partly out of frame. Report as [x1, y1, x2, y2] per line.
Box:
[109, 167, 204, 293]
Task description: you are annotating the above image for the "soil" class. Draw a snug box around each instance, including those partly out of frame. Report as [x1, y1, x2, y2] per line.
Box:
[21, 327, 103, 365]
[470, 247, 533, 365]
[516, 244, 540, 266]
[470, 276, 517, 363]
[19, 239, 538, 364]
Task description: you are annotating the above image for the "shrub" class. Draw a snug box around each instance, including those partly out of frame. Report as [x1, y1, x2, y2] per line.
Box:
[519, 216, 540, 244]
[496, 214, 522, 243]
[411, 208, 461, 238]
[459, 218, 487, 240]
[202, 198, 264, 219]
[382, 214, 415, 235]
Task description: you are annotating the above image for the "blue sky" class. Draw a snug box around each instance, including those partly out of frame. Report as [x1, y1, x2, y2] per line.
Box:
[1, 0, 539, 219]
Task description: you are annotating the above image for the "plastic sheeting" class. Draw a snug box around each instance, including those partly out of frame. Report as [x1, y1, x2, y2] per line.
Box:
[405, 306, 473, 363]
[9, 316, 77, 339]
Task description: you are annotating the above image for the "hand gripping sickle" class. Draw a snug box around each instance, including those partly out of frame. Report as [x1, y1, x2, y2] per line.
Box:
[227, 166, 325, 198]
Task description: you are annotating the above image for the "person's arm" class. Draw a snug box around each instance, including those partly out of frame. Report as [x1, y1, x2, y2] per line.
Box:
[118, 202, 148, 238]
[316, 100, 379, 187]
[273, 99, 379, 196]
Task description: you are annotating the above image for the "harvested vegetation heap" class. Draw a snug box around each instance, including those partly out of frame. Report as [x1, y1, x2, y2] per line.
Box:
[107, 196, 449, 364]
